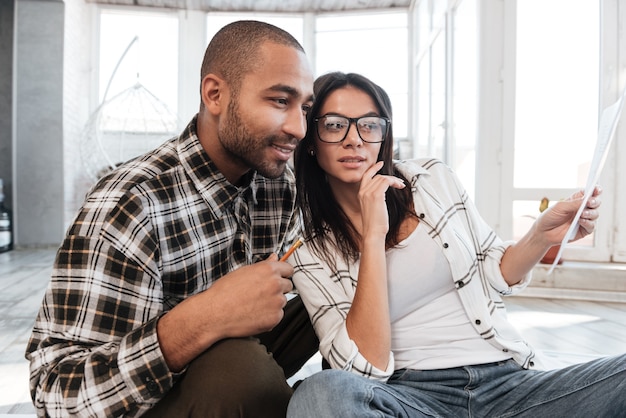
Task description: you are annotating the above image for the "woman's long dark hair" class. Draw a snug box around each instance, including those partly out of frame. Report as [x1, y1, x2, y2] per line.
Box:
[294, 72, 415, 265]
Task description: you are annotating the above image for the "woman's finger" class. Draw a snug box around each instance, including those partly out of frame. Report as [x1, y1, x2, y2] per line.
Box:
[363, 161, 384, 181]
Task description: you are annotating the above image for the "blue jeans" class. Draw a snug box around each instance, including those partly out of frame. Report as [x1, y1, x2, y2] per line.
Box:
[287, 355, 626, 417]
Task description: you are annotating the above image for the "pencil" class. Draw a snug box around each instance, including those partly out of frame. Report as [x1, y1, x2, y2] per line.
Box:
[280, 238, 303, 261]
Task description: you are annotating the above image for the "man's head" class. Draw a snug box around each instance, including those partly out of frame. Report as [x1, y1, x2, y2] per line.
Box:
[197, 21, 314, 183]
[200, 20, 306, 107]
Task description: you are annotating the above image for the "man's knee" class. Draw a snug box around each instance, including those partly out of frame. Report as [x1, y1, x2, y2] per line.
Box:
[193, 338, 293, 407]
[146, 338, 293, 418]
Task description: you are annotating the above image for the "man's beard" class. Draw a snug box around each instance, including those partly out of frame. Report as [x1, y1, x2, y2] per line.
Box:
[218, 100, 289, 179]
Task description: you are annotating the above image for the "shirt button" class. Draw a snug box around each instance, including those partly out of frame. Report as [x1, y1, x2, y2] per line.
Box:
[457, 281, 465, 288]
[144, 376, 158, 395]
[502, 348, 509, 352]
[529, 361, 535, 367]
[419, 213, 425, 219]
[475, 319, 481, 325]
[443, 243, 449, 248]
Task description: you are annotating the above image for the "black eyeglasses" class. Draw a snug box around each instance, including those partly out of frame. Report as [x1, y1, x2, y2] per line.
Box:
[314, 115, 390, 143]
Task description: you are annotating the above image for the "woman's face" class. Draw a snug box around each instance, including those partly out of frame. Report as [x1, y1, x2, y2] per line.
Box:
[314, 86, 383, 188]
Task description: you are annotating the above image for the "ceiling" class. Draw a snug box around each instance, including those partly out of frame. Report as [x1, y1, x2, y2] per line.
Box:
[85, 0, 413, 13]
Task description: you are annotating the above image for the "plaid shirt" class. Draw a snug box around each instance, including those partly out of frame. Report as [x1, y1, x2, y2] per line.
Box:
[26, 115, 299, 417]
[290, 158, 535, 382]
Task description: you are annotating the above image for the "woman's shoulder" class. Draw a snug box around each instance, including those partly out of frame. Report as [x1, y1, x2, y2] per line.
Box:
[393, 158, 453, 176]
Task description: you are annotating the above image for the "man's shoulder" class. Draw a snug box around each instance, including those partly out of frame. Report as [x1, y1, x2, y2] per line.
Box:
[73, 139, 186, 229]
[94, 140, 180, 197]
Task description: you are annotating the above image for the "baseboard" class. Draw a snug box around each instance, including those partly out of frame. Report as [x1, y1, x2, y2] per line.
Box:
[516, 286, 626, 303]
[523, 261, 626, 303]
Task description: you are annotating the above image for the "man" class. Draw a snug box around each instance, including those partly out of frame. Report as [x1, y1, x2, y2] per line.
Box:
[26, 20, 318, 417]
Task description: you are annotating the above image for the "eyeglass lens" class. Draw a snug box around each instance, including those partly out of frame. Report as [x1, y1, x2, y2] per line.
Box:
[317, 116, 387, 143]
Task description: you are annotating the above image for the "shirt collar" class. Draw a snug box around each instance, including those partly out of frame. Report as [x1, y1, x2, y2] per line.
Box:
[176, 115, 259, 218]
[394, 158, 430, 179]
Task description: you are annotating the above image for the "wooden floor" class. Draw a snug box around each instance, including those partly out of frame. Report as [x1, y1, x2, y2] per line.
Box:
[1, 248, 625, 415]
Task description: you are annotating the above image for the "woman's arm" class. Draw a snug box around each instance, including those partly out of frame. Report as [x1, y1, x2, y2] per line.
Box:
[290, 243, 394, 381]
[340, 162, 398, 370]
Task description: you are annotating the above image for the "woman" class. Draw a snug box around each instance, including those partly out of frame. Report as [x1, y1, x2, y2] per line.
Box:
[287, 72, 625, 417]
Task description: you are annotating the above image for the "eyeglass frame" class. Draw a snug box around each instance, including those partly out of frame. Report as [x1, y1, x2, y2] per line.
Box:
[313, 114, 391, 144]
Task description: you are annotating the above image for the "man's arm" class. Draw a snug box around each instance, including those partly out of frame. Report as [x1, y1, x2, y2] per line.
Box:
[156, 253, 294, 372]
[26, 236, 175, 418]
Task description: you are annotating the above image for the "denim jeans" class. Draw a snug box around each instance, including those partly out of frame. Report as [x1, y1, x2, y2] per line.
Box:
[287, 354, 626, 417]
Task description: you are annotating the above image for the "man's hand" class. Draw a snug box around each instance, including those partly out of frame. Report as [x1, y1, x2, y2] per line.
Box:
[204, 254, 294, 338]
[156, 255, 294, 372]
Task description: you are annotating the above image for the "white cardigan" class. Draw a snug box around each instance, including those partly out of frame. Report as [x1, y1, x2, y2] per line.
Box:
[290, 158, 536, 381]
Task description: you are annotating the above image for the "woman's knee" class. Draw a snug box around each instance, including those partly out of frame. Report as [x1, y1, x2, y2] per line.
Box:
[288, 369, 373, 416]
[294, 369, 361, 395]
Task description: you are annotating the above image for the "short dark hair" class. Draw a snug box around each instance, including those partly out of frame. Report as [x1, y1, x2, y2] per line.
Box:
[295, 72, 415, 265]
[200, 20, 305, 103]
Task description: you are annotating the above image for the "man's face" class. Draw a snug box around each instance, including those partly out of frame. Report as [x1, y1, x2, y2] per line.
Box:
[218, 43, 314, 179]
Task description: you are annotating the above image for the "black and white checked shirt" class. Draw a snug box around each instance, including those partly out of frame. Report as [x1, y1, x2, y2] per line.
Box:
[26, 115, 300, 417]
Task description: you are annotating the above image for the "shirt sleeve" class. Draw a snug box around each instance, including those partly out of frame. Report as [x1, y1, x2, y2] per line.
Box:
[26, 198, 177, 417]
[282, 203, 302, 255]
[487, 240, 532, 294]
[290, 243, 394, 382]
[444, 165, 532, 295]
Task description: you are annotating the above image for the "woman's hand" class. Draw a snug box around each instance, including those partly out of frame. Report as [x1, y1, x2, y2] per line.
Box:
[501, 186, 602, 285]
[358, 161, 406, 238]
[536, 186, 602, 246]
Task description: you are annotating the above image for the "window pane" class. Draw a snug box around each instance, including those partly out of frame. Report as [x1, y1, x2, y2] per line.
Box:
[514, 0, 599, 189]
[91, 10, 179, 180]
[315, 13, 408, 137]
[99, 10, 178, 111]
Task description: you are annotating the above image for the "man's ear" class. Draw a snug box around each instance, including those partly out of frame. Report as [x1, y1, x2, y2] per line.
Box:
[201, 74, 227, 116]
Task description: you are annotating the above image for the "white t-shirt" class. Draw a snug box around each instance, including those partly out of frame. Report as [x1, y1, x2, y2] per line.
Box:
[387, 223, 511, 370]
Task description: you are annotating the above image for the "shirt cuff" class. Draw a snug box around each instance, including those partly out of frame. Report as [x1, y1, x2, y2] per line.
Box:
[326, 323, 394, 382]
[117, 315, 178, 403]
[490, 240, 532, 295]
[346, 340, 395, 382]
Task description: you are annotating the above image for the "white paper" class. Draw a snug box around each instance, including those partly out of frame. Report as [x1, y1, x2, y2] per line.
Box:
[547, 88, 626, 273]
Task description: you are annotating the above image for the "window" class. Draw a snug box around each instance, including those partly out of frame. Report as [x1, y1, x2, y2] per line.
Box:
[512, 0, 604, 260]
[99, 10, 178, 110]
[413, 0, 478, 199]
[89, 9, 179, 180]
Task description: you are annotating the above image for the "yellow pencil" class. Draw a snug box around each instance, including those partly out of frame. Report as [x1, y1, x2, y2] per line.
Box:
[280, 238, 303, 261]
